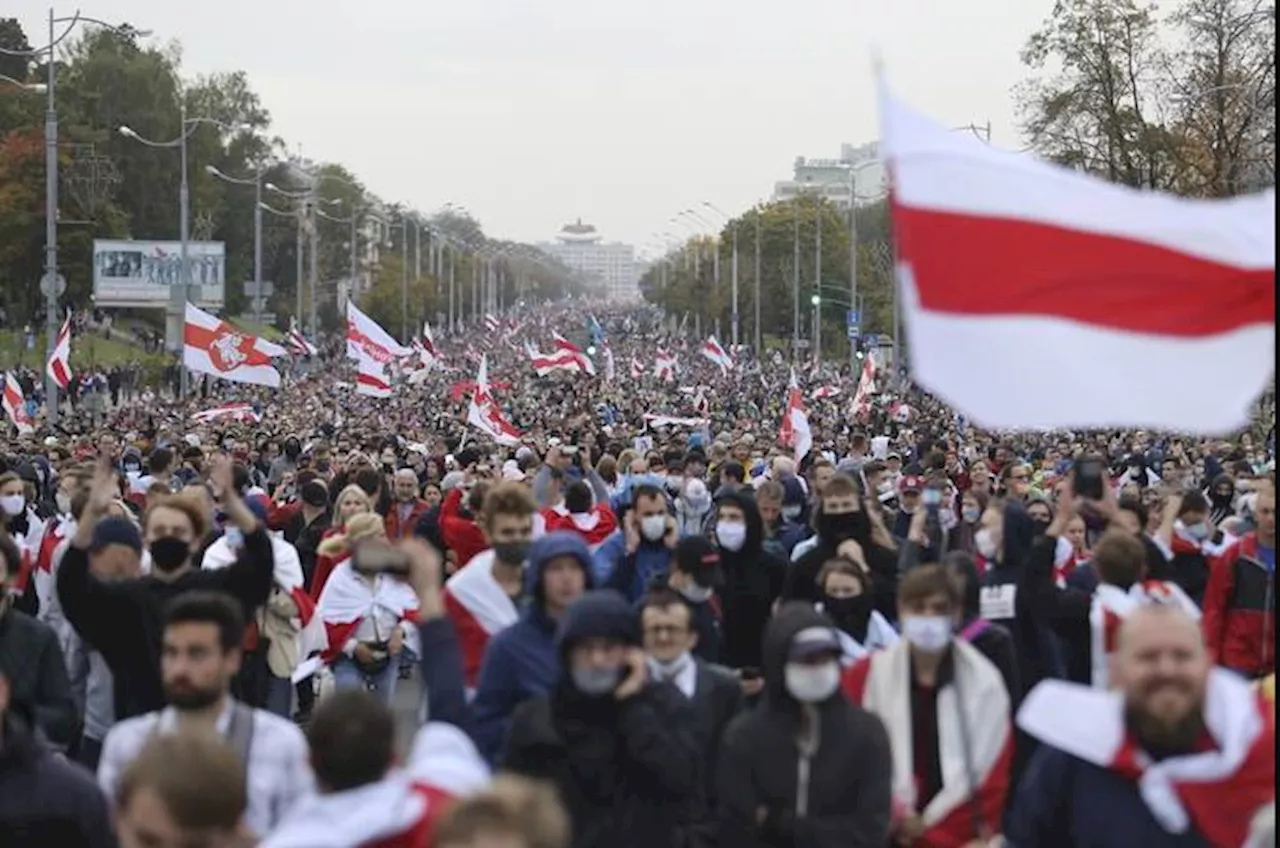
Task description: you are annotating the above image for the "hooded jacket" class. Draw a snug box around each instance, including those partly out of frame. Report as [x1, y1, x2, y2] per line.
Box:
[471, 532, 593, 763]
[716, 491, 787, 670]
[717, 603, 893, 847]
[0, 704, 115, 847]
[504, 590, 700, 848]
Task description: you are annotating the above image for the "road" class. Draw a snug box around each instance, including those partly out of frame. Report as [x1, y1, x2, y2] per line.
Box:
[391, 668, 427, 755]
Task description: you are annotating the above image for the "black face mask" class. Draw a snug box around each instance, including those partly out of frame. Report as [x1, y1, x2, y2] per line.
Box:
[824, 593, 874, 638]
[820, 510, 871, 545]
[1030, 517, 1051, 537]
[284, 445, 300, 460]
[493, 540, 531, 566]
[149, 537, 192, 573]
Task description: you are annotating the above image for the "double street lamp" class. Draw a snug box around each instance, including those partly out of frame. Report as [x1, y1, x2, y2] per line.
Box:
[205, 163, 266, 323]
[1, 9, 149, 423]
[117, 111, 253, 397]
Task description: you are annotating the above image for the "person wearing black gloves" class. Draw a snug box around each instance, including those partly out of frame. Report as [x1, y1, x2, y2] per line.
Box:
[57, 453, 274, 721]
[717, 603, 892, 847]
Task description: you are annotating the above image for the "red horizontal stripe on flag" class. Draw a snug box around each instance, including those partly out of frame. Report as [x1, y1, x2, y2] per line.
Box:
[894, 203, 1275, 337]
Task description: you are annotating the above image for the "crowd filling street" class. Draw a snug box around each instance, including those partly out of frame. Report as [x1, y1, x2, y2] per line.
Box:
[0, 296, 1276, 848]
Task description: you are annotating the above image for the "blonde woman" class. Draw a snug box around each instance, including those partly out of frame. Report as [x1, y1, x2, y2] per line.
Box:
[309, 485, 373, 600]
[315, 512, 419, 702]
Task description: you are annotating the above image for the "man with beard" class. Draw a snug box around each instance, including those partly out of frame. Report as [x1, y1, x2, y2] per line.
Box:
[98, 591, 313, 839]
[784, 474, 899, 619]
[1008, 605, 1275, 847]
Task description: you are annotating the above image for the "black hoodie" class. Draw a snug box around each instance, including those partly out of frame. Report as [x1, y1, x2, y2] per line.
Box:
[716, 603, 893, 848]
[716, 491, 787, 670]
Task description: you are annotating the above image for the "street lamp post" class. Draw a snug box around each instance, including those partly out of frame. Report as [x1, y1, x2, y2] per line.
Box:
[753, 212, 762, 354]
[119, 112, 250, 398]
[811, 294, 822, 363]
[2, 10, 148, 422]
[703, 201, 738, 347]
[206, 163, 266, 323]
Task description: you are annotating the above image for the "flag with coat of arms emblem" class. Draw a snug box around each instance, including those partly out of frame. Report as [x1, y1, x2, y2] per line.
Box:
[183, 303, 287, 388]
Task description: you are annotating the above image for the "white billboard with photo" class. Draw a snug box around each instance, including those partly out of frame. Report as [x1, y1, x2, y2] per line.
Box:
[92, 239, 226, 308]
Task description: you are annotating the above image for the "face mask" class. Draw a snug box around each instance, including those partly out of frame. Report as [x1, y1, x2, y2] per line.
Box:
[820, 510, 870, 544]
[149, 537, 192, 573]
[784, 662, 841, 703]
[492, 540, 531, 566]
[640, 515, 668, 542]
[782, 505, 802, 521]
[717, 521, 747, 552]
[650, 651, 692, 680]
[56, 492, 72, 515]
[678, 582, 714, 603]
[571, 666, 621, 697]
[962, 506, 981, 524]
[1185, 521, 1211, 541]
[902, 615, 953, 653]
[974, 528, 999, 560]
[823, 593, 873, 625]
[0, 495, 25, 517]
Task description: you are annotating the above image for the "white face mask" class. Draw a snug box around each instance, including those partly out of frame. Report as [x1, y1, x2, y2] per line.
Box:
[716, 521, 747, 552]
[902, 615, 954, 653]
[678, 582, 714, 603]
[0, 494, 25, 517]
[974, 528, 999, 560]
[782, 505, 803, 521]
[640, 515, 668, 542]
[784, 662, 841, 703]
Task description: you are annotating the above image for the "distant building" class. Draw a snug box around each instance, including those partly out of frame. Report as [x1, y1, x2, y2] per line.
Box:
[538, 220, 640, 300]
[772, 141, 888, 209]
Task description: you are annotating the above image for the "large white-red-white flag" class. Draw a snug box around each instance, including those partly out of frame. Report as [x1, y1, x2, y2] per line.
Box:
[525, 341, 581, 377]
[467, 355, 521, 446]
[2, 373, 33, 433]
[551, 332, 596, 375]
[356, 353, 393, 398]
[700, 335, 734, 373]
[883, 88, 1275, 433]
[853, 356, 877, 416]
[346, 300, 412, 364]
[286, 318, 318, 357]
[183, 303, 287, 388]
[654, 348, 678, 382]
[191, 403, 262, 425]
[777, 368, 812, 461]
[46, 316, 72, 391]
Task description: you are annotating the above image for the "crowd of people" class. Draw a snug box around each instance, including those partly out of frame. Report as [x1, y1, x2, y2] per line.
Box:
[0, 302, 1275, 848]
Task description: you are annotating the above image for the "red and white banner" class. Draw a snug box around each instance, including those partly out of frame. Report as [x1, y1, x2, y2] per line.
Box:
[346, 299, 412, 364]
[2, 373, 33, 433]
[654, 348, 678, 382]
[191, 403, 262, 425]
[356, 353, 393, 398]
[778, 369, 812, 460]
[286, 318, 318, 357]
[183, 303, 287, 388]
[853, 357, 877, 415]
[700, 335, 734, 372]
[643, 413, 708, 429]
[46, 316, 72, 391]
[467, 355, 522, 446]
[883, 88, 1275, 433]
[525, 341, 582, 377]
[811, 385, 841, 400]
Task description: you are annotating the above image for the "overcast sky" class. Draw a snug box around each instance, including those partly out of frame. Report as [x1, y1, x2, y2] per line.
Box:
[15, 0, 1069, 250]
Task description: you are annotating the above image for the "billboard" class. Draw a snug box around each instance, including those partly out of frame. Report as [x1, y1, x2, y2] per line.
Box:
[92, 239, 226, 308]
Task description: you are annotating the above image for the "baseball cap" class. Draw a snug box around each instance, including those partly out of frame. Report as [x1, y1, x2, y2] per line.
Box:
[788, 626, 842, 661]
[899, 475, 923, 494]
[674, 536, 724, 589]
[90, 517, 143, 555]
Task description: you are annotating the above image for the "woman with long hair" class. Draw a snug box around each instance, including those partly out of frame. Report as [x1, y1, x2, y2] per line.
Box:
[309, 485, 374, 600]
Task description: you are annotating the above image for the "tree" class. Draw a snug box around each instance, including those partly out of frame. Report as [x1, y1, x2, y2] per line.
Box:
[0, 18, 32, 83]
[1168, 0, 1276, 195]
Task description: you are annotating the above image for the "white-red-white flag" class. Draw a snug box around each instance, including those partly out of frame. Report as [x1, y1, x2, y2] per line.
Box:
[629, 352, 645, 380]
[346, 300, 412, 363]
[551, 332, 596, 375]
[778, 368, 812, 461]
[191, 403, 262, 425]
[356, 352, 393, 398]
[603, 344, 616, 382]
[286, 318, 318, 357]
[883, 87, 1275, 433]
[700, 335, 734, 373]
[654, 348, 678, 382]
[525, 341, 580, 377]
[484, 314, 501, 333]
[853, 356, 877, 416]
[2, 373, 33, 433]
[46, 316, 72, 391]
[183, 303, 287, 388]
[811, 385, 842, 400]
[467, 355, 521, 445]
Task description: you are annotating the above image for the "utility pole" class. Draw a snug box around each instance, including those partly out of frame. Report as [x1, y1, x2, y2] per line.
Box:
[792, 203, 800, 358]
[753, 213, 762, 354]
[730, 224, 739, 348]
[814, 194, 822, 358]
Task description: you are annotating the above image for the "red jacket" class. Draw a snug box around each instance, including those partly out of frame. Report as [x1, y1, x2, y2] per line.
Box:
[440, 488, 487, 569]
[309, 526, 348, 602]
[1203, 533, 1275, 679]
[268, 500, 301, 533]
[384, 498, 430, 540]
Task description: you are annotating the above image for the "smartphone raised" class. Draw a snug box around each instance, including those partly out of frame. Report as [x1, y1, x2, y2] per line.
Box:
[1073, 456, 1105, 501]
[353, 542, 411, 577]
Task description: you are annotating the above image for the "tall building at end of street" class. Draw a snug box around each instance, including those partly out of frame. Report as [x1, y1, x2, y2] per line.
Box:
[772, 140, 888, 209]
[538, 220, 641, 300]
